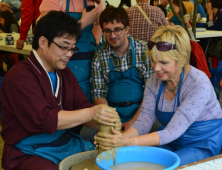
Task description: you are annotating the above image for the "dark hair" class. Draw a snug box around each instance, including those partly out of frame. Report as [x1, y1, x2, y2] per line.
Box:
[150, 0, 159, 6]
[209, 0, 222, 8]
[99, 6, 129, 29]
[118, 0, 131, 8]
[32, 11, 81, 50]
[0, 11, 19, 33]
[172, 0, 187, 15]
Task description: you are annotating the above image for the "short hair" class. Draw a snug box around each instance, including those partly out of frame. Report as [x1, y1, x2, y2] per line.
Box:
[210, 0, 222, 8]
[147, 25, 191, 70]
[172, 0, 187, 15]
[32, 11, 81, 50]
[99, 6, 129, 29]
[0, 11, 19, 33]
[150, 0, 159, 6]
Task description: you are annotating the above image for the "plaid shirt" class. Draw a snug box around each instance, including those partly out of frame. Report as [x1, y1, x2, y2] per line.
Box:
[126, 2, 169, 42]
[90, 35, 153, 102]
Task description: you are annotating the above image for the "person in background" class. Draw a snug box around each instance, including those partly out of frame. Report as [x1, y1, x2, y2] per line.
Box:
[95, 25, 222, 166]
[1, 11, 121, 170]
[203, 0, 222, 60]
[16, 0, 42, 50]
[2, 0, 21, 22]
[80, 6, 153, 143]
[0, 10, 19, 33]
[168, 0, 194, 18]
[189, 0, 206, 28]
[168, 0, 187, 25]
[118, 0, 131, 9]
[0, 2, 13, 12]
[157, 0, 168, 17]
[40, 0, 103, 106]
[150, 0, 159, 6]
[126, 0, 169, 43]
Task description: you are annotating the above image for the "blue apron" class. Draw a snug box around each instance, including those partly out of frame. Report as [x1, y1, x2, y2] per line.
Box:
[156, 72, 222, 158]
[66, 0, 96, 103]
[15, 130, 94, 164]
[107, 37, 144, 123]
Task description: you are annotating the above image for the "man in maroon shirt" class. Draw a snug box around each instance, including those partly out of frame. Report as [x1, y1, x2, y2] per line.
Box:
[1, 11, 120, 170]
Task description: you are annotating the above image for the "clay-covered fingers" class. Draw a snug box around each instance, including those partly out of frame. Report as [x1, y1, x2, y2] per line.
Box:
[93, 105, 120, 126]
[95, 128, 129, 148]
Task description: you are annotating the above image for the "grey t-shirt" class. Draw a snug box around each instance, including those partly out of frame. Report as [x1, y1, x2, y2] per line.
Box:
[132, 66, 222, 145]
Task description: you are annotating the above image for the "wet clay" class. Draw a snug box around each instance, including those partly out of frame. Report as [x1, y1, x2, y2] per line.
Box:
[70, 108, 115, 170]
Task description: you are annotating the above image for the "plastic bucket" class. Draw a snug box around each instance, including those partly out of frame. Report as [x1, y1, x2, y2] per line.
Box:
[59, 150, 98, 170]
[96, 146, 180, 170]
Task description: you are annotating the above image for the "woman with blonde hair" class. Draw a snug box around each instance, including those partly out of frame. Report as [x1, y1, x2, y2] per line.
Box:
[95, 25, 222, 166]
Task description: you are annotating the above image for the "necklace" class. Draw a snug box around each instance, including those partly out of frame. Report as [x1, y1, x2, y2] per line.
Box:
[166, 81, 180, 92]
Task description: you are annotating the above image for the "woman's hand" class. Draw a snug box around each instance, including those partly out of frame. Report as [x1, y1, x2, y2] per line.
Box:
[80, 7, 98, 29]
[90, 105, 120, 127]
[94, 127, 130, 150]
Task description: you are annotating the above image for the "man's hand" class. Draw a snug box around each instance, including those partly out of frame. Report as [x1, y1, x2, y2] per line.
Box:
[80, 7, 98, 29]
[0, 3, 13, 13]
[122, 119, 135, 131]
[90, 105, 120, 126]
[94, 127, 130, 150]
[16, 39, 25, 50]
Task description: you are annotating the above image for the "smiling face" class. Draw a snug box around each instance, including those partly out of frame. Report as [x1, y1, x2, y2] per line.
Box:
[40, 35, 76, 72]
[103, 20, 129, 50]
[151, 54, 181, 82]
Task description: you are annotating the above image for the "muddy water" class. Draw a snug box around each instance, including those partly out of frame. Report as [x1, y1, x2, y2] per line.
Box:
[70, 158, 101, 170]
[109, 162, 167, 170]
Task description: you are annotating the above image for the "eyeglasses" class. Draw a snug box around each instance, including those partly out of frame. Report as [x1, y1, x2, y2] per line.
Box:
[52, 41, 79, 54]
[148, 41, 177, 52]
[102, 27, 125, 36]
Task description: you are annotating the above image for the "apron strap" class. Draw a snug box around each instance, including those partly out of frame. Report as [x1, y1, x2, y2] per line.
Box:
[66, 0, 70, 12]
[66, 0, 87, 12]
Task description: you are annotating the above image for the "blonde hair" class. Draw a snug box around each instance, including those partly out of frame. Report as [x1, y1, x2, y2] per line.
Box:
[147, 25, 191, 70]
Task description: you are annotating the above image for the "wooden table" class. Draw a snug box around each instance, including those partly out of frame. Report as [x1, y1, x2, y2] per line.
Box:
[176, 154, 222, 169]
[0, 33, 32, 56]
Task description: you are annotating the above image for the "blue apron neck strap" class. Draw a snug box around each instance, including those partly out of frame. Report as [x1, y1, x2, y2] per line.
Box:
[109, 58, 114, 71]
[84, 0, 87, 8]
[66, 0, 87, 12]
[156, 81, 165, 111]
[128, 36, 136, 67]
[177, 70, 185, 107]
[66, 0, 70, 12]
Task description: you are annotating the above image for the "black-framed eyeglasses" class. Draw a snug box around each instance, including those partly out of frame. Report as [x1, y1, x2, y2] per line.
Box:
[102, 27, 125, 36]
[52, 41, 79, 54]
[148, 41, 177, 52]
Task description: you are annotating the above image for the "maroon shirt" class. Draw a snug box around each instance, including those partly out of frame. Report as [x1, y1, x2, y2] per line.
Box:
[1, 51, 94, 170]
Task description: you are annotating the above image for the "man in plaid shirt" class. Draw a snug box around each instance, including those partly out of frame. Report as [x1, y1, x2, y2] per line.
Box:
[126, 0, 169, 42]
[80, 6, 153, 142]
